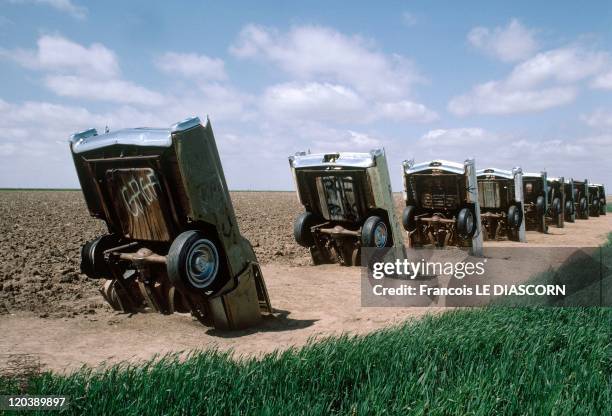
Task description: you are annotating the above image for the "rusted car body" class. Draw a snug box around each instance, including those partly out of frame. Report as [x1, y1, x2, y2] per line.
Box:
[594, 184, 607, 215]
[588, 183, 602, 217]
[476, 167, 526, 242]
[522, 172, 548, 233]
[546, 177, 565, 228]
[289, 150, 404, 266]
[573, 179, 589, 219]
[401, 159, 483, 252]
[563, 178, 576, 223]
[70, 116, 271, 330]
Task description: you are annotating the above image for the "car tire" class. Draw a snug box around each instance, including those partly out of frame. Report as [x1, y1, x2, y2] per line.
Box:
[402, 205, 417, 231]
[591, 198, 600, 217]
[81, 234, 118, 279]
[362, 216, 390, 248]
[552, 197, 561, 216]
[536, 196, 546, 215]
[167, 230, 224, 294]
[507, 204, 522, 228]
[294, 211, 320, 247]
[457, 207, 476, 238]
[600, 198, 606, 215]
[565, 200, 574, 215]
[580, 197, 588, 217]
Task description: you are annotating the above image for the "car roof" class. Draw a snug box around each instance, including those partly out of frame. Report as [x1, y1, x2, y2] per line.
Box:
[477, 167, 513, 179]
[289, 149, 383, 169]
[404, 159, 465, 175]
[70, 116, 205, 154]
[523, 172, 544, 179]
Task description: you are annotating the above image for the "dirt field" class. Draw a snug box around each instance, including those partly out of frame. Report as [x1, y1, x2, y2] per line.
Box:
[0, 190, 610, 372]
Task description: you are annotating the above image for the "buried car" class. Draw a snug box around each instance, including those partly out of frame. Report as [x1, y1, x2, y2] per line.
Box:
[401, 159, 483, 252]
[588, 183, 602, 217]
[289, 150, 404, 266]
[546, 176, 565, 228]
[572, 179, 590, 220]
[563, 178, 576, 223]
[476, 167, 526, 242]
[70, 116, 271, 330]
[522, 172, 548, 233]
[594, 184, 607, 215]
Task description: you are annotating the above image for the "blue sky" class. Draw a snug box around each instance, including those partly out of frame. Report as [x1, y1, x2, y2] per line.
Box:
[1, 0, 611, 190]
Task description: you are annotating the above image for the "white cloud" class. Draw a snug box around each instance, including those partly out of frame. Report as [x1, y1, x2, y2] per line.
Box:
[7, 35, 117, 78]
[581, 109, 612, 128]
[468, 19, 538, 62]
[507, 47, 608, 88]
[449, 45, 609, 116]
[187, 83, 255, 122]
[0, 99, 114, 187]
[414, 127, 612, 186]
[345, 130, 378, 148]
[156, 52, 227, 81]
[44, 75, 165, 106]
[375, 101, 438, 122]
[310, 127, 382, 152]
[449, 82, 576, 115]
[3, 35, 168, 106]
[420, 127, 487, 146]
[591, 70, 612, 89]
[0, 100, 109, 144]
[260, 82, 437, 124]
[230, 24, 422, 100]
[0, 142, 16, 156]
[229, 24, 437, 125]
[9, 0, 87, 19]
[261, 82, 366, 122]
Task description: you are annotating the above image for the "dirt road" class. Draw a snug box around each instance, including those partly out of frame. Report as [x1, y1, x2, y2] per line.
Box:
[0, 264, 441, 373]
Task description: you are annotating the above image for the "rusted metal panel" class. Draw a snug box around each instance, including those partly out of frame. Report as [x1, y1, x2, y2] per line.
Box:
[315, 174, 361, 222]
[289, 149, 405, 265]
[401, 158, 483, 252]
[105, 168, 172, 241]
[69, 116, 272, 330]
[292, 169, 371, 222]
[478, 181, 502, 208]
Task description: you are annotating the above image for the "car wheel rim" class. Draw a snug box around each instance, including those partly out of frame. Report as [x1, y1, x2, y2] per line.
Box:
[374, 223, 388, 248]
[466, 212, 474, 234]
[186, 240, 219, 289]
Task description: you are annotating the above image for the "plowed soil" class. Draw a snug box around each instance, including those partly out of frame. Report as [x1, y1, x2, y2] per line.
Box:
[0, 190, 610, 372]
[0, 191, 309, 317]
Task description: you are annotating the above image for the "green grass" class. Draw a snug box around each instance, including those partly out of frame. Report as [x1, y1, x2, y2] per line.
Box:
[1, 307, 610, 416]
[492, 236, 612, 308]
[2, 234, 611, 415]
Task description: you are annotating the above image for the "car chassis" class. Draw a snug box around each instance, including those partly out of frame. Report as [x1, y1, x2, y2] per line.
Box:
[401, 159, 483, 253]
[572, 179, 589, 220]
[588, 183, 602, 217]
[476, 167, 526, 242]
[289, 150, 404, 266]
[522, 172, 548, 233]
[70, 116, 272, 330]
[546, 176, 565, 228]
[563, 178, 576, 223]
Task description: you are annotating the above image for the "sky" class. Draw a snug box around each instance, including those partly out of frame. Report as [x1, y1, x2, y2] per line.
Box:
[0, 0, 611, 191]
